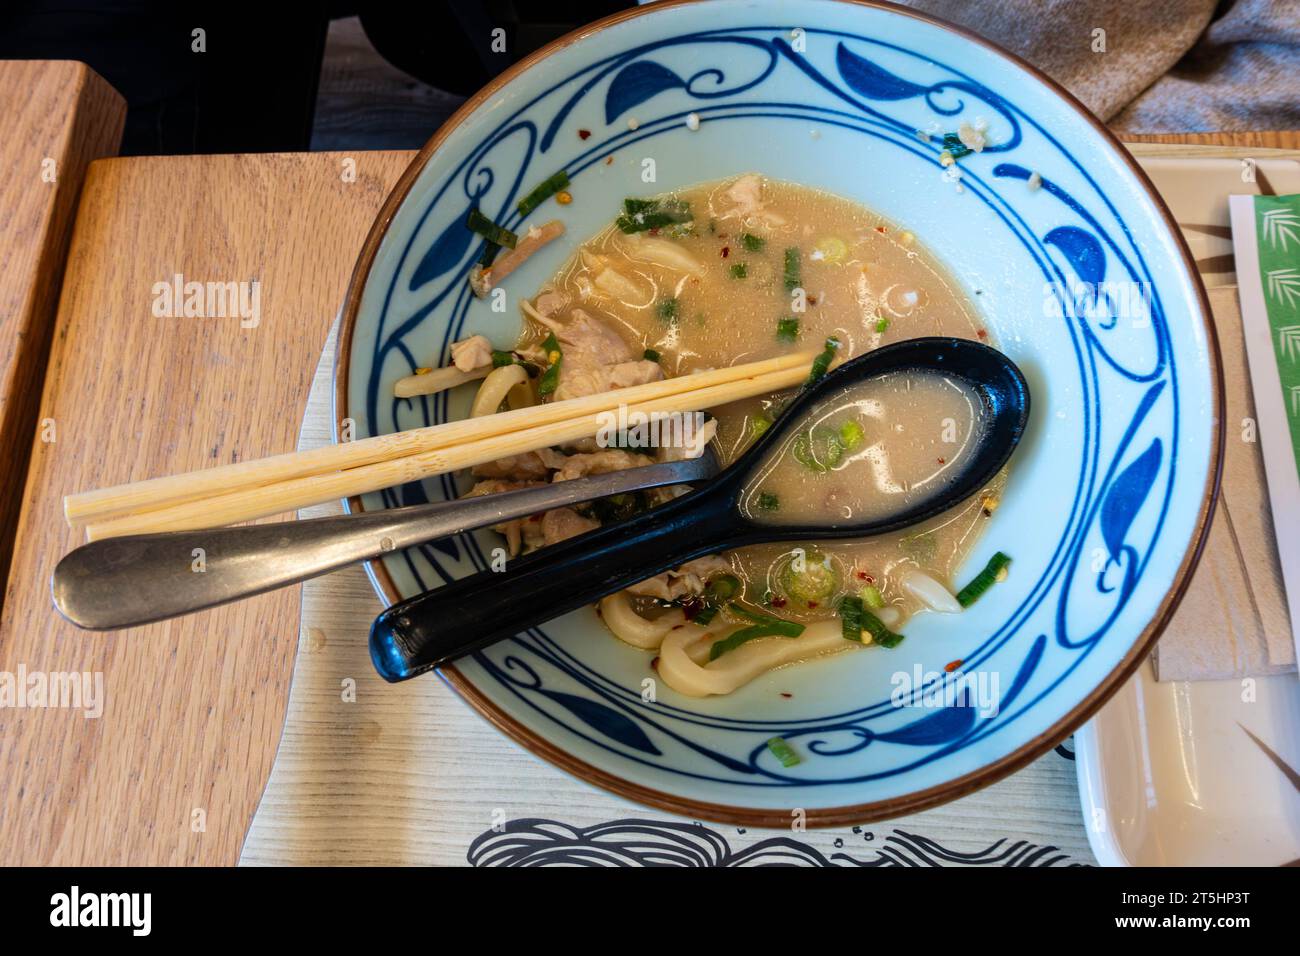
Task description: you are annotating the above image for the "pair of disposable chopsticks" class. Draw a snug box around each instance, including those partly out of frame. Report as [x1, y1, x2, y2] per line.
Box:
[64, 351, 816, 540]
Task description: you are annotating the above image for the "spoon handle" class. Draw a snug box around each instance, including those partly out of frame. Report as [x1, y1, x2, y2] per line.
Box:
[51, 455, 715, 631]
[369, 488, 738, 681]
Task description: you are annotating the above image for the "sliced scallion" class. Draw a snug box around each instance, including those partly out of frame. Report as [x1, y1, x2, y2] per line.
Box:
[861, 608, 904, 648]
[776, 316, 799, 342]
[955, 551, 1011, 607]
[466, 208, 517, 249]
[941, 132, 973, 159]
[516, 169, 570, 217]
[616, 197, 692, 234]
[783, 247, 801, 291]
[766, 736, 801, 768]
[804, 336, 840, 388]
[839, 419, 864, 450]
[537, 331, 562, 397]
[709, 620, 804, 660]
[839, 595, 866, 642]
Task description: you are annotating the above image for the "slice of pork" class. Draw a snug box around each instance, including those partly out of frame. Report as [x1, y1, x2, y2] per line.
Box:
[625, 556, 733, 602]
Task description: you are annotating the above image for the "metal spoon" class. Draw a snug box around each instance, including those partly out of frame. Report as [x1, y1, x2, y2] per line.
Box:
[371, 336, 1031, 682]
[51, 451, 719, 630]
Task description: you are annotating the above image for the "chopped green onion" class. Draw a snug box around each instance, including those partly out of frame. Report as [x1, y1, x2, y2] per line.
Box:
[749, 413, 773, 439]
[491, 349, 516, 368]
[875, 317, 890, 334]
[479, 241, 501, 268]
[730, 262, 748, 279]
[689, 574, 740, 627]
[516, 169, 570, 217]
[776, 316, 800, 342]
[741, 232, 766, 252]
[657, 297, 679, 321]
[792, 426, 846, 472]
[735, 621, 798, 648]
[804, 336, 840, 388]
[861, 608, 904, 648]
[757, 492, 780, 511]
[792, 433, 827, 473]
[839, 419, 864, 450]
[727, 603, 805, 633]
[859, 584, 885, 609]
[778, 555, 839, 605]
[708, 607, 805, 660]
[643, 348, 661, 362]
[466, 208, 517, 249]
[617, 197, 692, 234]
[537, 332, 562, 397]
[839, 595, 865, 642]
[706, 574, 741, 602]
[941, 132, 973, 160]
[956, 551, 1012, 607]
[766, 736, 801, 768]
[783, 247, 801, 291]
[693, 603, 720, 626]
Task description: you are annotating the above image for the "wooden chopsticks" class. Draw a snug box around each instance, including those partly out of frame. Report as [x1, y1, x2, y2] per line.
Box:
[66, 351, 815, 540]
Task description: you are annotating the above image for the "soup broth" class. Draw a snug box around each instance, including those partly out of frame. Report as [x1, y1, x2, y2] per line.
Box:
[464, 173, 1006, 696]
[740, 372, 988, 526]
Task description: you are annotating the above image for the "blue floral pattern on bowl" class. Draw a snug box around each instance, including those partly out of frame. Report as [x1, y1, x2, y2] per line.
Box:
[339, 0, 1218, 822]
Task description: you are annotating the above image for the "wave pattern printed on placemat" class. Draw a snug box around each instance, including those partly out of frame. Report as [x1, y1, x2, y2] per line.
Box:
[466, 818, 1089, 867]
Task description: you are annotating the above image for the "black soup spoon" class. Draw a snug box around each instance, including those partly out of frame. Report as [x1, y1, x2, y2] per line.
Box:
[370, 336, 1030, 682]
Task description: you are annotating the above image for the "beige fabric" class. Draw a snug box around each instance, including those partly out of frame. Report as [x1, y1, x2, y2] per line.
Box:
[899, 0, 1300, 131]
[1152, 288, 1295, 681]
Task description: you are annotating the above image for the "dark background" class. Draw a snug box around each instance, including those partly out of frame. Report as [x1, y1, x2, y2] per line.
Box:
[0, 1, 633, 155]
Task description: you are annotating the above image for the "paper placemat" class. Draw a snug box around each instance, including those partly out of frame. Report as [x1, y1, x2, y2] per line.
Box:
[239, 322, 1094, 867]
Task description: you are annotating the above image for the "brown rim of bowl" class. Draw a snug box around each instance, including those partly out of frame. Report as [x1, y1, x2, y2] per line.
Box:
[333, 0, 1224, 828]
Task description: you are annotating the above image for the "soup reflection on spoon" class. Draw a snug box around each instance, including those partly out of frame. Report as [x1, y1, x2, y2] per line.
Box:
[740, 372, 987, 526]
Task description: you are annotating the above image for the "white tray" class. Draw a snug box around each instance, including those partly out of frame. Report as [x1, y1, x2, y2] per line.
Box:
[1074, 154, 1300, 867]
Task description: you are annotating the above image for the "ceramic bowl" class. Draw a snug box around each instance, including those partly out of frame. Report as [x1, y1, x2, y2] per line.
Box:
[335, 0, 1221, 825]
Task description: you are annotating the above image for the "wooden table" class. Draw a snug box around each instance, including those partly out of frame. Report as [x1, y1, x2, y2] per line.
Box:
[0, 61, 123, 601]
[0, 150, 412, 865]
[1, 129, 1295, 866]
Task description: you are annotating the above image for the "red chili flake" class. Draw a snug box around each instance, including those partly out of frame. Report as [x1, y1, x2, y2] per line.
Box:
[875, 225, 887, 233]
[807, 295, 817, 305]
[720, 246, 730, 258]
[944, 659, 963, 672]
[976, 328, 988, 339]
[649, 227, 659, 236]
[604, 155, 613, 165]
[771, 596, 788, 608]
[780, 692, 793, 699]
[578, 129, 591, 140]
[681, 597, 704, 620]
[856, 570, 868, 580]
[937, 457, 946, 465]
[807, 601, 819, 609]
[651, 657, 660, 671]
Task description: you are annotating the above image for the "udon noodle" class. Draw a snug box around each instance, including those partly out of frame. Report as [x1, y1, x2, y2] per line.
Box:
[448, 174, 1006, 697]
